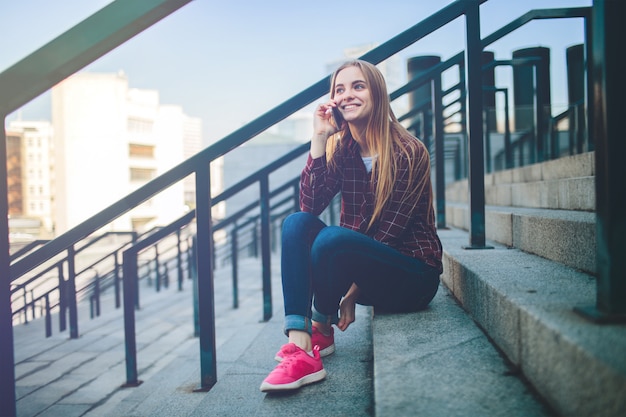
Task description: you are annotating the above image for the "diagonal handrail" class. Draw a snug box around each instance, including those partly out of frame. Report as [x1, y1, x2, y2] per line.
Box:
[8, 0, 488, 281]
[0, 0, 193, 116]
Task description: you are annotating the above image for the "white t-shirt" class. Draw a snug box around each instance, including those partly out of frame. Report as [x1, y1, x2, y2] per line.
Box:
[362, 155, 377, 173]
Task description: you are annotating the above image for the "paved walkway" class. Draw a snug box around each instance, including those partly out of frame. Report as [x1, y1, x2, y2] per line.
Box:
[12, 255, 373, 417]
[12, 237, 559, 417]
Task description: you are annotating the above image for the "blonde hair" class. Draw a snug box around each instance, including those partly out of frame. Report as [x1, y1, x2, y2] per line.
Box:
[327, 60, 434, 229]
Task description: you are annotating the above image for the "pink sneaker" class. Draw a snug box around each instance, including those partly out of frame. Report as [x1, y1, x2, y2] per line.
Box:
[260, 343, 327, 392]
[274, 326, 335, 361]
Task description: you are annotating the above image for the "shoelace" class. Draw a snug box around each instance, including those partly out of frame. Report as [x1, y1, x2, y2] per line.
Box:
[276, 352, 301, 369]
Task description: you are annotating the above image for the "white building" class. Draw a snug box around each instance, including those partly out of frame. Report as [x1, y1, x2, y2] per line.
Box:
[51, 71, 206, 235]
[6, 120, 55, 239]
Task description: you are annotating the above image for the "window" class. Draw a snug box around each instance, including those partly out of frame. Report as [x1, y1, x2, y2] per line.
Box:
[130, 168, 156, 182]
[129, 144, 155, 158]
[127, 118, 153, 133]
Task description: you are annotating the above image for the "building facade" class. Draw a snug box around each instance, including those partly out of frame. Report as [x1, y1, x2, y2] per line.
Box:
[51, 71, 207, 235]
[6, 120, 55, 240]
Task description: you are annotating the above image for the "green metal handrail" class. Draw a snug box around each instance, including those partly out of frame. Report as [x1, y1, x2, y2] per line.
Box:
[4, 0, 620, 414]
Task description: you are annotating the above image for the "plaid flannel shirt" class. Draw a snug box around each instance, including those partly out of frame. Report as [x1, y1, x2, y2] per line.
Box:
[300, 135, 443, 273]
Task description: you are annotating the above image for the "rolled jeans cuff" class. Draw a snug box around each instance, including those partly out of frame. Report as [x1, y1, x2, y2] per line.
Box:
[284, 314, 312, 336]
[312, 305, 339, 326]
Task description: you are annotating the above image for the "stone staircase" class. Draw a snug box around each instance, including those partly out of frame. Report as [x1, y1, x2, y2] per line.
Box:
[12, 151, 626, 417]
[445, 151, 596, 272]
[426, 151, 626, 417]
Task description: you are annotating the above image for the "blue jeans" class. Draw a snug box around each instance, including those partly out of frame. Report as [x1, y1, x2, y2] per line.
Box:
[281, 211, 440, 335]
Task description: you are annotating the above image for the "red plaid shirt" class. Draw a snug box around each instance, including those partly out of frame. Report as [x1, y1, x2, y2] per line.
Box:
[300, 135, 443, 273]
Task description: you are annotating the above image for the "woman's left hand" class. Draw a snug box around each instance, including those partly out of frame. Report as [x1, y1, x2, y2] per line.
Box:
[338, 296, 356, 331]
[337, 283, 360, 331]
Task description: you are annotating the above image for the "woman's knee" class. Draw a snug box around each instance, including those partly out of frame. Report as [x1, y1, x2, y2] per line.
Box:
[282, 212, 322, 240]
[311, 226, 349, 259]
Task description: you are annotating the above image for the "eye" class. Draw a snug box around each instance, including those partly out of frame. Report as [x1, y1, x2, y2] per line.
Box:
[354, 83, 366, 90]
[335, 86, 345, 95]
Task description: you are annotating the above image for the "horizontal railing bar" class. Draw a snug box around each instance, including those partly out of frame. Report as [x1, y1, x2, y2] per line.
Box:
[125, 211, 195, 256]
[213, 142, 309, 204]
[75, 231, 136, 253]
[214, 176, 300, 232]
[390, 7, 589, 106]
[481, 7, 590, 49]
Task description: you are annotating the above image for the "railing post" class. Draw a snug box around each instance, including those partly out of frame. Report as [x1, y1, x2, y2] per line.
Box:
[67, 245, 79, 339]
[458, 60, 467, 173]
[92, 272, 100, 318]
[191, 236, 200, 337]
[195, 163, 217, 391]
[260, 175, 273, 322]
[584, 12, 594, 152]
[230, 226, 239, 309]
[58, 264, 67, 332]
[187, 237, 194, 281]
[29, 290, 36, 321]
[432, 75, 446, 229]
[0, 119, 17, 417]
[464, 0, 491, 249]
[177, 229, 183, 291]
[154, 246, 161, 293]
[122, 248, 141, 387]
[252, 222, 259, 258]
[503, 89, 513, 169]
[22, 288, 28, 324]
[163, 262, 169, 289]
[575, 0, 626, 323]
[45, 294, 52, 338]
[114, 252, 121, 309]
[484, 108, 492, 173]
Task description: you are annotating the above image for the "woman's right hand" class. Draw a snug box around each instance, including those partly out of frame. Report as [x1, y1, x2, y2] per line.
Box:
[310, 101, 340, 158]
[314, 101, 341, 137]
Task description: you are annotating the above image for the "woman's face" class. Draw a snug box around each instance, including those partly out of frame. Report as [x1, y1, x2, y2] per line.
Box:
[333, 66, 372, 126]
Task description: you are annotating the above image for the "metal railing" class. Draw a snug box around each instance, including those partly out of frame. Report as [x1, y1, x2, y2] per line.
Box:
[4, 0, 625, 415]
[9, 232, 137, 334]
[3, 2, 490, 400]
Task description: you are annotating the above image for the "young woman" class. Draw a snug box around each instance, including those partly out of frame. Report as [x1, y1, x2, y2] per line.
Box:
[260, 60, 443, 392]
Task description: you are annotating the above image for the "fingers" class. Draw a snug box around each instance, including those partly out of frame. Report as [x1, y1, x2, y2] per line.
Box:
[337, 317, 346, 331]
[338, 298, 356, 332]
[337, 315, 354, 332]
[313, 100, 341, 139]
[316, 100, 338, 115]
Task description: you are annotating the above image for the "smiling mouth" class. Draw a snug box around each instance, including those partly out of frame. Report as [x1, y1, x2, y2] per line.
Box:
[343, 104, 359, 111]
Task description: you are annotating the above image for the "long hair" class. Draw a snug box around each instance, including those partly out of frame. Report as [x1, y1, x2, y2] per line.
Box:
[326, 60, 434, 229]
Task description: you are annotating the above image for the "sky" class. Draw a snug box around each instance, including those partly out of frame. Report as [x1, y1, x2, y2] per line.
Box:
[1, 0, 591, 145]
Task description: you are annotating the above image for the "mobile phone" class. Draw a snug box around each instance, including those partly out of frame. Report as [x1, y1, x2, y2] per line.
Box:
[332, 107, 344, 128]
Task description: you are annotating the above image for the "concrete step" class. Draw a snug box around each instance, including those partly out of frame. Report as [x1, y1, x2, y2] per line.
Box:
[373, 283, 555, 417]
[445, 203, 595, 274]
[439, 227, 626, 417]
[446, 151, 595, 212]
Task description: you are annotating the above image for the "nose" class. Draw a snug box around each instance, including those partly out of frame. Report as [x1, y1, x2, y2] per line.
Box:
[340, 89, 355, 103]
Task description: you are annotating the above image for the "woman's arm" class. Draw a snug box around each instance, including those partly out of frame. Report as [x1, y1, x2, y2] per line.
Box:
[300, 102, 343, 214]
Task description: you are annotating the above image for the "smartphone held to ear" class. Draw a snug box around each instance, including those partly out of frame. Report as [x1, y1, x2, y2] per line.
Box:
[332, 107, 344, 128]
